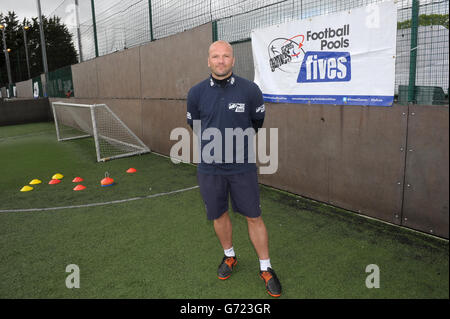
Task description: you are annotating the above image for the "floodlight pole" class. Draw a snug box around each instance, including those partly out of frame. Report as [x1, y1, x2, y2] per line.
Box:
[22, 26, 31, 79]
[0, 25, 13, 89]
[408, 0, 419, 103]
[36, 0, 49, 97]
[91, 0, 99, 57]
[75, 0, 83, 62]
[148, 0, 154, 41]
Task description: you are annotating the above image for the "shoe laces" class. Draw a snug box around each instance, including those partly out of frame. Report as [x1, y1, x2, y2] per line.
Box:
[224, 256, 235, 268]
[261, 271, 273, 282]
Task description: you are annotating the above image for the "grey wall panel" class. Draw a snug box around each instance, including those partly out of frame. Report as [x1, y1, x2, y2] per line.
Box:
[258, 103, 330, 203]
[140, 23, 212, 99]
[327, 104, 408, 224]
[15, 80, 33, 98]
[46, 21, 449, 238]
[101, 99, 143, 140]
[402, 105, 449, 238]
[259, 103, 408, 226]
[71, 60, 98, 98]
[40, 74, 46, 91]
[142, 99, 187, 156]
[96, 46, 141, 99]
[0, 98, 51, 125]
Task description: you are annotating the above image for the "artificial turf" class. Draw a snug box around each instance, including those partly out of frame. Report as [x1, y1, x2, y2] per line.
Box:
[0, 122, 448, 298]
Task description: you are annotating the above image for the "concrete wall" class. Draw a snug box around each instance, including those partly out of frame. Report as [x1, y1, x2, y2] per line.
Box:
[259, 103, 449, 238]
[402, 105, 449, 237]
[71, 59, 98, 98]
[0, 98, 51, 125]
[49, 22, 449, 238]
[140, 26, 211, 99]
[259, 103, 409, 226]
[96, 46, 141, 99]
[15, 79, 33, 98]
[65, 23, 212, 149]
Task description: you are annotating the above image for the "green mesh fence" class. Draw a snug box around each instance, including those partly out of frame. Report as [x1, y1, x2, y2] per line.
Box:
[46, 65, 74, 98]
[215, 0, 448, 104]
[31, 75, 43, 98]
[11, 0, 450, 105]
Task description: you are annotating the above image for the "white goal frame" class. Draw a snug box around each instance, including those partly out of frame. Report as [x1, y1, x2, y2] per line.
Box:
[51, 101, 150, 162]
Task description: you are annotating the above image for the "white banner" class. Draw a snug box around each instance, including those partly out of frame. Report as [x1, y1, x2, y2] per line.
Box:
[251, 1, 397, 106]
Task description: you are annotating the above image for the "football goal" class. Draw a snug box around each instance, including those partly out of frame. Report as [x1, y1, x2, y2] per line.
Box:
[51, 101, 150, 162]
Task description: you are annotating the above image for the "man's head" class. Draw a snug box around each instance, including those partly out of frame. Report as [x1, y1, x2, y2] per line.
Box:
[208, 40, 235, 80]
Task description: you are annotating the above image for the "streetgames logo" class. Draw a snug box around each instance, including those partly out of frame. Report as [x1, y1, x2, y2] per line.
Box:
[268, 35, 306, 72]
[228, 103, 245, 112]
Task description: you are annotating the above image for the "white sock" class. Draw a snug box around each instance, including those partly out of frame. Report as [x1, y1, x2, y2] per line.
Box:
[224, 247, 235, 257]
[259, 259, 271, 271]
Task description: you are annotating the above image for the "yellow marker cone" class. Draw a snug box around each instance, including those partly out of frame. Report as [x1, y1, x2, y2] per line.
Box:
[29, 179, 42, 185]
[20, 185, 34, 192]
[52, 173, 64, 180]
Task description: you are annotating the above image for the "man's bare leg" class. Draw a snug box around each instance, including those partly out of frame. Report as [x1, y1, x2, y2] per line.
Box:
[214, 211, 233, 250]
[246, 216, 269, 260]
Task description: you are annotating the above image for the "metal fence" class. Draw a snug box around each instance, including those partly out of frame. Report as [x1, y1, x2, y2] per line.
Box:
[65, 0, 450, 102]
[4, 0, 449, 102]
[215, 0, 449, 101]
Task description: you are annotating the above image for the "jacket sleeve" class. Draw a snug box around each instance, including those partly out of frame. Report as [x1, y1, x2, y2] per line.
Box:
[250, 83, 265, 132]
[187, 88, 200, 129]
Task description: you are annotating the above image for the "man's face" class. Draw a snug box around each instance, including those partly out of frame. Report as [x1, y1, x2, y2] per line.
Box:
[208, 42, 235, 79]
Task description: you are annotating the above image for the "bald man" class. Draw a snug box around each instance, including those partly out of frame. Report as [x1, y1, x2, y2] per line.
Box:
[187, 40, 282, 297]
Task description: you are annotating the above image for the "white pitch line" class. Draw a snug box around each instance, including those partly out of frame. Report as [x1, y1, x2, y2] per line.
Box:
[0, 185, 199, 213]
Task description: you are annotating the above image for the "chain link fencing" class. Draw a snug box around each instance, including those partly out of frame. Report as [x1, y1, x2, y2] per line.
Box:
[7, 0, 449, 103]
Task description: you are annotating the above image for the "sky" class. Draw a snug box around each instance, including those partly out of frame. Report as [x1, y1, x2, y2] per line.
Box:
[0, 0, 64, 21]
[0, 0, 94, 24]
[2, 0, 444, 25]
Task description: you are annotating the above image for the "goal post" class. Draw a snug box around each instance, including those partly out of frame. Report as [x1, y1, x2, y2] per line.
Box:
[51, 101, 150, 162]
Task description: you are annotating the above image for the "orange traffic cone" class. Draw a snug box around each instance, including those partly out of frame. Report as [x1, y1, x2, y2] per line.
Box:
[101, 172, 115, 187]
[73, 185, 86, 191]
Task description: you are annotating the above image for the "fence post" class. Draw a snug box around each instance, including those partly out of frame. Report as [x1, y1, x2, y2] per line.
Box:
[36, 0, 49, 97]
[75, 0, 83, 62]
[91, 0, 99, 58]
[212, 21, 218, 42]
[408, 0, 419, 103]
[148, 0, 154, 41]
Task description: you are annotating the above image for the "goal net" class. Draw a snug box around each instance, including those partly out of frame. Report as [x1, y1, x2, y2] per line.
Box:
[51, 102, 150, 162]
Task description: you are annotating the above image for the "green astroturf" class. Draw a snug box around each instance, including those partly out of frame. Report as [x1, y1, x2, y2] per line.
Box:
[0, 122, 448, 298]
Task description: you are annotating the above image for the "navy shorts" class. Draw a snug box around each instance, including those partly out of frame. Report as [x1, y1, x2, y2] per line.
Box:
[197, 170, 262, 220]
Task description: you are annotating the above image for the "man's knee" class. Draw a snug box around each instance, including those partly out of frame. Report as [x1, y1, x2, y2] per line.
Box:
[246, 216, 264, 225]
[214, 211, 230, 223]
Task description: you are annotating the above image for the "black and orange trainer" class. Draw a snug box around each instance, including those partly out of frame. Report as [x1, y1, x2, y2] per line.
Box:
[217, 255, 237, 280]
[260, 267, 282, 297]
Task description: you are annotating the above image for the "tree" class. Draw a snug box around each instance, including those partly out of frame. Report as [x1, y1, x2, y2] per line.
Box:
[397, 13, 449, 30]
[0, 11, 78, 87]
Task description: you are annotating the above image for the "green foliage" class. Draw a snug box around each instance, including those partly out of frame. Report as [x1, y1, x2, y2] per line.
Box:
[0, 11, 78, 87]
[398, 13, 449, 30]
